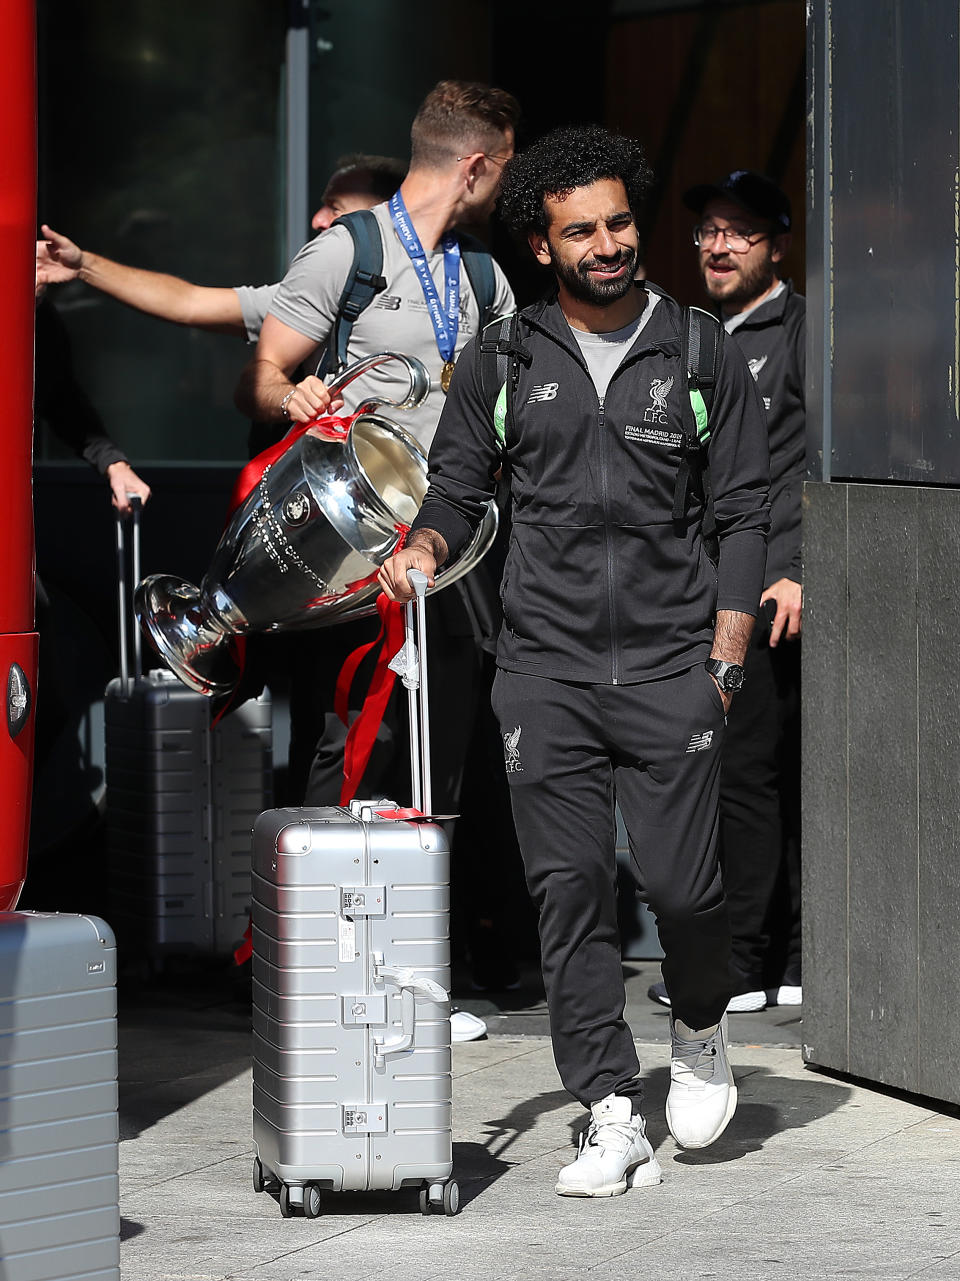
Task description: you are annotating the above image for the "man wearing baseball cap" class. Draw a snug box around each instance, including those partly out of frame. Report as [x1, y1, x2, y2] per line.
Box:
[650, 169, 804, 1014]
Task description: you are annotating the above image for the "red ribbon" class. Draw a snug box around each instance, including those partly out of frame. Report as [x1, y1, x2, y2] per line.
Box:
[222, 411, 414, 805]
[227, 412, 354, 518]
[234, 918, 252, 966]
[212, 411, 359, 729]
[336, 527, 409, 806]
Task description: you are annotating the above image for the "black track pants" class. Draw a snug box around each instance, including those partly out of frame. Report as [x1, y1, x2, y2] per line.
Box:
[491, 665, 734, 1108]
[719, 633, 801, 987]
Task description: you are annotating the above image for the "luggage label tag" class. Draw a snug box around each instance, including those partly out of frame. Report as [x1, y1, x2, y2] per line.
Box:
[338, 885, 386, 962]
[338, 915, 356, 963]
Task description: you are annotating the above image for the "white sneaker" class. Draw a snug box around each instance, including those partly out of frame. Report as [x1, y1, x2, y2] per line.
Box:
[556, 1094, 662, 1197]
[772, 984, 802, 1006]
[727, 989, 767, 1013]
[666, 1014, 737, 1149]
[450, 1008, 487, 1042]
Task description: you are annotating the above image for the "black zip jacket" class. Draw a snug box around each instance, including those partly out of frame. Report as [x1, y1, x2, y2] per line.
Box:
[413, 285, 770, 686]
[725, 280, 805, 588]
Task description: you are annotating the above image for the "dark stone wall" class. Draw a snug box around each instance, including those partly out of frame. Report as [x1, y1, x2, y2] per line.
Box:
[802, 480, 960, 1103]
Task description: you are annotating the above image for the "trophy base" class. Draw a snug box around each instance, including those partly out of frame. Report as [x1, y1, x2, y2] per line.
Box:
[135, 575, 242, 698]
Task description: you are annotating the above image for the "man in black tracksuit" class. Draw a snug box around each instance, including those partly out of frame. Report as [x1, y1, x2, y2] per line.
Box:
[379, 128, 770, 1197]
[677, 172, 805, 1012]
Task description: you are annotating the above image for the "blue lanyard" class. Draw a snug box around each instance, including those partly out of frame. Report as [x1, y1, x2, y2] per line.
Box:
[389, 190, 461, 364]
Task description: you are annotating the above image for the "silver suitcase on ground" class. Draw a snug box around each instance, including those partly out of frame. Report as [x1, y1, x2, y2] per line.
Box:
[105, 501, 272, 967]
[0, 911, 119, 1280]
[251, 571, 459, 1217]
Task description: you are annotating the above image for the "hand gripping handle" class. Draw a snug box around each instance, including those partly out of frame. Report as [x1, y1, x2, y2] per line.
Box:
[323, 351, 431, 413]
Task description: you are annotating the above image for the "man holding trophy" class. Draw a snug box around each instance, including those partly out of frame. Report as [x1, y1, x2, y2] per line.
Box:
[232, 80, 519, 813]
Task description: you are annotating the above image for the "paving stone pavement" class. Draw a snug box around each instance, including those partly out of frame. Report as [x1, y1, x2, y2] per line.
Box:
[116, 965, 960, 1281]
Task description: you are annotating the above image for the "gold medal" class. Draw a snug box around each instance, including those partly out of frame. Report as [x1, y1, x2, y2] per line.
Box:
[441, 359, 456, 393]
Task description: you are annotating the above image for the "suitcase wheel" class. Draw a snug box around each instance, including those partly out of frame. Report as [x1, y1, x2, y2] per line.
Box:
[442, 1180, 461, 1217]
[420, 1179, 460, 1217]
[276, 1181, 321, 1219]
[252, 1157, 266, 1194]
[303, 1184, 322, 1219]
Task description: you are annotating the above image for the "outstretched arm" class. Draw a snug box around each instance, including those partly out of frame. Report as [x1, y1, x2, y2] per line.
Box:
[37, 225, 246, 336]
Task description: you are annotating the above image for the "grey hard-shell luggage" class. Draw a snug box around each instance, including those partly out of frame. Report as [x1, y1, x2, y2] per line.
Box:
[0, 911, 119, 1280]
[251, 570, 460, 1217]
[105, 500, 272, 967]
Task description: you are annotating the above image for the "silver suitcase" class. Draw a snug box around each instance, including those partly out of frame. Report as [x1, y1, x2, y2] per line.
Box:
[251, 571, 459, 1217]
[0, 911, 119, 1280]
[105, 501, 272, 966]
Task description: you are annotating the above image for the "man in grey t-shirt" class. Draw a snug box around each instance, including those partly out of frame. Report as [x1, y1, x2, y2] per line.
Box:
[233, 80, 521, 816]
[251, 198, 514, 449]
[235, 81, 518, 454]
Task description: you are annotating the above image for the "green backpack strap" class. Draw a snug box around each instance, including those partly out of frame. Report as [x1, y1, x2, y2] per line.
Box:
[686, 304, 719, 442]
[478, 312, 531, 450]
[674, 305, 722, 560]
[316, 209, 386, 378]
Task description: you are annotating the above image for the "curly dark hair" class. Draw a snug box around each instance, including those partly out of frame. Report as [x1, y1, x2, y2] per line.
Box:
[499, 125, 653, 237]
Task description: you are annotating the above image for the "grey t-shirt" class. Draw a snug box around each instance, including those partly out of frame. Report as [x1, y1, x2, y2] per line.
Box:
[262, 202, 515, 451]
[568, 291, 660, 399]
[234, 283, 278, 344]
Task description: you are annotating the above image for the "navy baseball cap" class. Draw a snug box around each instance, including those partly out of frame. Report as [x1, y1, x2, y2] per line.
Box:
[683, 170, 791, 232]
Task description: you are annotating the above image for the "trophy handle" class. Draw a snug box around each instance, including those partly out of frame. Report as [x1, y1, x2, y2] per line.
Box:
[427, 499, 500, 595]
[323, 352, 431, 413]
[309, 499, 501, 628]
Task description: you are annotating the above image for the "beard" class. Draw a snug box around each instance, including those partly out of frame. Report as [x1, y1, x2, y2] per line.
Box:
[552, 244, 639, 306]
[702, 244, 776, 310]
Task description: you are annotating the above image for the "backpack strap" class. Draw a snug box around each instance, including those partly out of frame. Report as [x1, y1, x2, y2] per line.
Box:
[478, 312, 531, 450]
[674, 305, 722, 560]
[458, 231, 497, 330]
[317, 209, 386, 378]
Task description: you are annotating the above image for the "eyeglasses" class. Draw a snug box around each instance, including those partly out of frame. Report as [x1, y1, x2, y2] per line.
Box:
[694, 223, 769, 253]
[456, 153, 512, 167]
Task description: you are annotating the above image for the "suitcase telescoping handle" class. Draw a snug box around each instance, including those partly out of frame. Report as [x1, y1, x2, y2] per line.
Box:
[115, 495, 143, 693]
[404, 568, 432, 815]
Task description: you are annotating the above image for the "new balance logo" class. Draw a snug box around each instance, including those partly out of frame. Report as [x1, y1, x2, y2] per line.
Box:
[526, 382, 559, 403]
[503, 725, 524, 772]
[685, 730, 714, 753]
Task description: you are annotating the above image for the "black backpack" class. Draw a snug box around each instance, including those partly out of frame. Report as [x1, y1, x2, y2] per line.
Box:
[478, 304, 723, 561]
[317, 209, 498, 378]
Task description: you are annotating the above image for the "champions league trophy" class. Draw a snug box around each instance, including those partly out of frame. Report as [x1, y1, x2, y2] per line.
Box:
[136, 352, 497, 697]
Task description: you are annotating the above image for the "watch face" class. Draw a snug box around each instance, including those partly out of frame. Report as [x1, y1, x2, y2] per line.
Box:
[707, 660, 744, 691]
